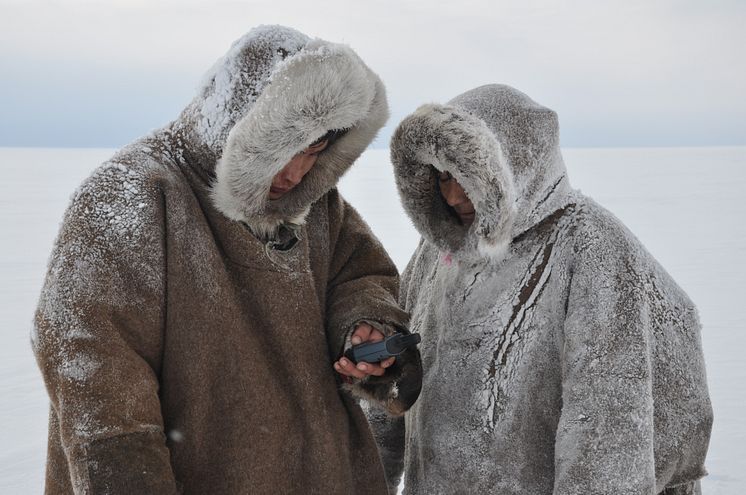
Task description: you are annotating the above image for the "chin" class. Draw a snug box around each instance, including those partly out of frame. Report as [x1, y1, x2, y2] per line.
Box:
[459, 214, 475, 225]
[268, 188, 290, 200]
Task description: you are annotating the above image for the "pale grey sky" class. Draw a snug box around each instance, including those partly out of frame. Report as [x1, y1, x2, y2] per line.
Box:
[1, 0, 744, 148]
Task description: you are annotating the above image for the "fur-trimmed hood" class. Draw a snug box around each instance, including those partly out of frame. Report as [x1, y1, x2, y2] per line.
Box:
[172, 25, 388, 236]
[390, 84, 573, 259]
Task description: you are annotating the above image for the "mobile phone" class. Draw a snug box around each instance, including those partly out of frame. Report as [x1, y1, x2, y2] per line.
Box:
[344, 333, 421, 364]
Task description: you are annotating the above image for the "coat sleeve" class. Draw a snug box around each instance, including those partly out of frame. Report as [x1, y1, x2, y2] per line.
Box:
[554, 229, 656, 494]
[366, 405, 406, 494]
[325, 190, 421, 416]
[32, 164, 178, 494]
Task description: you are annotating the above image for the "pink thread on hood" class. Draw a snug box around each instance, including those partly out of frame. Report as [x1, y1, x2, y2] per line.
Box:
[442, 252, 453, 266]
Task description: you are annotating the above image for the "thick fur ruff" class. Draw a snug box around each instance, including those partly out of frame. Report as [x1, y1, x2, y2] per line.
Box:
[212, 39, 388, 235]
[390, 103, 516, 259]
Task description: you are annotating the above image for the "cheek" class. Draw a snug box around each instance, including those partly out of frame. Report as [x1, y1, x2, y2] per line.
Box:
[456, 185, 471, 204]
[302, 156, 318, 176]
[295, 156, 319, 183]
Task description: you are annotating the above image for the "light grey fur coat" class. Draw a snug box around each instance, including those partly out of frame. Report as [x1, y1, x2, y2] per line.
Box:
[371, 84, 713, 494]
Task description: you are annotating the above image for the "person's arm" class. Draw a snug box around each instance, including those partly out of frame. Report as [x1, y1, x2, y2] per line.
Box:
[555, 233, 656, 494]
[366, 404, 406, 494]
[325, 190, 421, 416]
[32, 165, 178, 494]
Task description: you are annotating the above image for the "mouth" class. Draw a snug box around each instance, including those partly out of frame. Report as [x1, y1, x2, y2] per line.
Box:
[456, 209, 475, 226]
[269, 186, 291, 199]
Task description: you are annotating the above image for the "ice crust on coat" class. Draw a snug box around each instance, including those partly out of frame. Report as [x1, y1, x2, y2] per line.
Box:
[382, 84, 713, 494]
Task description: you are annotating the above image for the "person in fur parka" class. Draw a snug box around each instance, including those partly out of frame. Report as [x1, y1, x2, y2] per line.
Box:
[32, 25, 421, 495]
[370, 84, 713, 494]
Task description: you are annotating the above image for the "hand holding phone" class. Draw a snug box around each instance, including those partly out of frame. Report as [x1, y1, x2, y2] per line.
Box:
[344, 333, 422, 364]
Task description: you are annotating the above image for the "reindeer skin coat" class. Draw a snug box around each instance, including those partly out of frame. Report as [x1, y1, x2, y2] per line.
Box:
[372, 84, 713, 494]
[32, 26, 420, 495]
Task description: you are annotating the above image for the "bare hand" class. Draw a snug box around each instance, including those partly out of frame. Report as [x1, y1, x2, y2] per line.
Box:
[334, 323, 396, 379]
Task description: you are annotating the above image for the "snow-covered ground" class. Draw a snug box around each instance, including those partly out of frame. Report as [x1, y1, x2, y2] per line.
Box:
[1, 146, 744, 493]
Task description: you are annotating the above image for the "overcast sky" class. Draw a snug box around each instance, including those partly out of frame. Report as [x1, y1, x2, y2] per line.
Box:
[1, 0, 744, 148]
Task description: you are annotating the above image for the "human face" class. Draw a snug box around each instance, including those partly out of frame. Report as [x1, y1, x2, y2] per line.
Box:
[268, 139, 329, 200]
[438, 171, 475, 226]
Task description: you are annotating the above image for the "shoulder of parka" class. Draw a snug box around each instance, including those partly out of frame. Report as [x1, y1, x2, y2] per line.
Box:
[563, 197, 663, 294]
[568, 197, 697, 303]
[56, 143, 175, 262]
[567, 198, 641, 259]
[32, 140, 179, 358]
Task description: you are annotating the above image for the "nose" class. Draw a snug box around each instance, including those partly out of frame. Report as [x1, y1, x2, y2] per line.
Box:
[441, 180, 468, 207]
[280, 153, 316, 186]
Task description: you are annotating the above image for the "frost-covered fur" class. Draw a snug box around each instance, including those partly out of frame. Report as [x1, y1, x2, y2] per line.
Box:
[375, 84, 713, 494]
[210, 38, 388, 237]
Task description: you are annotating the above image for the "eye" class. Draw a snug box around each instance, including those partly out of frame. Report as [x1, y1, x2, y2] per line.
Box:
[439, 171, 453, 182]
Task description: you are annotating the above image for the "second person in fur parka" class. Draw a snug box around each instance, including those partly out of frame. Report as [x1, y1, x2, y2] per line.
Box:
[370, 84, 712, 494]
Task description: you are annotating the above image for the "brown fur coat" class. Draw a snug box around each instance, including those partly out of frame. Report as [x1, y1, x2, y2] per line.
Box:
[33, 25, 420, 494]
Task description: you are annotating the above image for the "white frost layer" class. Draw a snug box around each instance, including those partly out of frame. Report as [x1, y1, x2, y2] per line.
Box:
[0, 146, 744, 494]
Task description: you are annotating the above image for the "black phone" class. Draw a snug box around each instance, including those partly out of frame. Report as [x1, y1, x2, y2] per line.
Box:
[344, 333, 421, 364]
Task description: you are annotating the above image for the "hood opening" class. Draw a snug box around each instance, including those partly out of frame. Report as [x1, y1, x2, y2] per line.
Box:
[210, 38, 389, 238]
[391, 85, 575, 260]
[169, 26, 387, 238]
[391, 103, 516, 259]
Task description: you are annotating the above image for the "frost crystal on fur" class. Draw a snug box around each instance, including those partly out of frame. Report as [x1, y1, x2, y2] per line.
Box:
[377, 84, 713, 494]
[193, 25, 309, 154]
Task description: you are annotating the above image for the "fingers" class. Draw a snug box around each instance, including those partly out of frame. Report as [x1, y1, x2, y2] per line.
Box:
[356, 361, 388, 377]
[368, 328, 385, 343]
[334, 356, 396, 379]
[351, 323, 385, 345]
[351, 323, 374, 345]
[337, 323, 395, 379]
[380, 357, 396, 369]
[334, 357, 367, 379]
